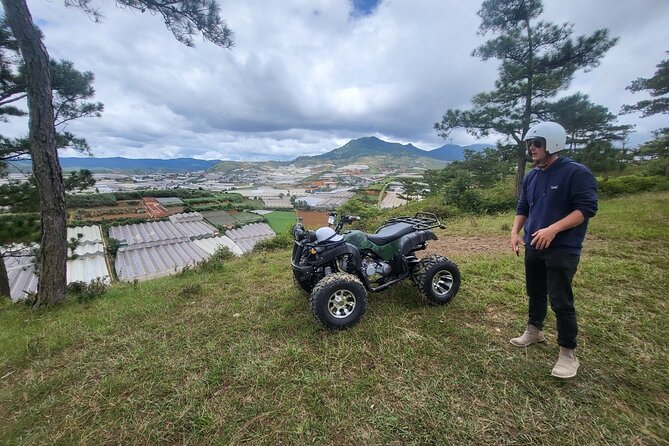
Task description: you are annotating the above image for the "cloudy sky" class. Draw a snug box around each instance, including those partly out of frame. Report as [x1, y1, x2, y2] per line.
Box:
[6, 0, 669, 160]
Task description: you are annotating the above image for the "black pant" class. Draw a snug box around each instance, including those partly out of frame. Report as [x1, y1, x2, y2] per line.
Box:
[525, 248, 580, 349]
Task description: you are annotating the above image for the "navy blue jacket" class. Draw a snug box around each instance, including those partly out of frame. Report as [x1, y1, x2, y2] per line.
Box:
[516, 157, 598, 255]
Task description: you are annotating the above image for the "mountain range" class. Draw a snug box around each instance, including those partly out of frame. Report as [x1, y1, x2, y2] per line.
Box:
[9, 157, 219, 173]
[7, 137, 493, 173]
[287, 136, 492, 169]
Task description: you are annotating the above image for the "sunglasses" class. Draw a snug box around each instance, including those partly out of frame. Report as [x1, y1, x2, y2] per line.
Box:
[526, 138, 545, 149]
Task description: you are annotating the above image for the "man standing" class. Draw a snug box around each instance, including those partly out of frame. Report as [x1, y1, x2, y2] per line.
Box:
[509, 121, 598, 379]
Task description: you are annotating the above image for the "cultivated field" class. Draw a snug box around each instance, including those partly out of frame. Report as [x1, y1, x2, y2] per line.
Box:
[201, 210, 264, 228]
[263, 210, 298, 234]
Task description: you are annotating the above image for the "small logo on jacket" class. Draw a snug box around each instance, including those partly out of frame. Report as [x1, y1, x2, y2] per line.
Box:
[551, 185, 558, 190]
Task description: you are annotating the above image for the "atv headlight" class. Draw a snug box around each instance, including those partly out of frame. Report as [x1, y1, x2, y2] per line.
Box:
[292, 224, 305, 241]
[306, 231, 317, 243]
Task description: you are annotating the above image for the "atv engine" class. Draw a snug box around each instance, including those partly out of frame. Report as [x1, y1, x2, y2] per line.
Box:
[361, 254, 391, 282]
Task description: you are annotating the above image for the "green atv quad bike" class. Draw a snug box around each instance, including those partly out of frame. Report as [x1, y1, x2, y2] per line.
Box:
[291, 212, 461, 329]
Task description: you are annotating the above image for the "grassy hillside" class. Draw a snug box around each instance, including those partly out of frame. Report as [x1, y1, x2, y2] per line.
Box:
[1, 192, 667, 445]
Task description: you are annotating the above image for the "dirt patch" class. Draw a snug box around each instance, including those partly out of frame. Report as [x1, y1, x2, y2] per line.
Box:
[421, 234, 510, 257]
[425, 234, 607, 258]
[296, 210, 329, 228]
[143, 198, 170, 218]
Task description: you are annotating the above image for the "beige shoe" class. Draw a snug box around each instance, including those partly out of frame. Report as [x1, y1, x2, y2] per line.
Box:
[510, 325, 545, 347]
[551, 347, 580, 379]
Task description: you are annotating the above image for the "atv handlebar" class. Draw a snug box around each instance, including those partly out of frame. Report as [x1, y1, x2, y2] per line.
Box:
[333, 214, 360, 232]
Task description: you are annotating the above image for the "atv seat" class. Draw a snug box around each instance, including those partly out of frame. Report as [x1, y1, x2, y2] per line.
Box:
[367, 222, 415, 246]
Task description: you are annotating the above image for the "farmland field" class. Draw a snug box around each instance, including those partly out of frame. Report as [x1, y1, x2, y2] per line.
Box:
[264, 210, 297, 233]
[201, 210, 264, 228]
[228, 210, 264, 224]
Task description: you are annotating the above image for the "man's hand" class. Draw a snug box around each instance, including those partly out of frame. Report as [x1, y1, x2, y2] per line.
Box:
[530, 226, 558, 250]
[510, 233, 524, 256]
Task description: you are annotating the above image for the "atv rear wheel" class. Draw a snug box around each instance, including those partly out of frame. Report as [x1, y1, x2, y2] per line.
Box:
[413, 255, 461, 305]
[310, 273, 368, 330]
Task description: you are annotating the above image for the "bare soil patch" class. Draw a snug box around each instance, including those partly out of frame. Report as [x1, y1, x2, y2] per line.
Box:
[143, 198, 170, 218]
[423, 233, 607, 258]
[296, 210, 329, 228]
[422, 234, 510, 257]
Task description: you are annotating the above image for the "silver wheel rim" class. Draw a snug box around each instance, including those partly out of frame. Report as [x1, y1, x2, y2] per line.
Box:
[327, 289, 356, 319]
[432, 270, 454, 297]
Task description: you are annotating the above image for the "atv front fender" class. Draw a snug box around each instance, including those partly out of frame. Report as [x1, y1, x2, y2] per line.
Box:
[291, 242, 363, 282]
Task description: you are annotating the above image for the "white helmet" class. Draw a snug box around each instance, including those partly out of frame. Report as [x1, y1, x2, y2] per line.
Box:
[524, 121, 567, 154]
[315, 227, 343, 243]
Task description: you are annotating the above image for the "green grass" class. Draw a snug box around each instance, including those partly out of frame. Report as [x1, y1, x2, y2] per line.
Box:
[1, 192, 667, 445]
[264, 210, 298, 234]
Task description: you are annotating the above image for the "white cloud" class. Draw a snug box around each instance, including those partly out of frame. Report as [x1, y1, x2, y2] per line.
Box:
[8, 0, 669, 159]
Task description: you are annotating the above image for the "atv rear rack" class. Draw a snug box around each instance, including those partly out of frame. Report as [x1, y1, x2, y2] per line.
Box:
[383, 212, 445, 230]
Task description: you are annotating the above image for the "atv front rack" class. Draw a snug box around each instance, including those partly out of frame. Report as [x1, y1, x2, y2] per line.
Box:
[383, 212, 445, 230]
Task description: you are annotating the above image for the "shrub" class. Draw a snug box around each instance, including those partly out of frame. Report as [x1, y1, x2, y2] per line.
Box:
[337, 198, 378, 220]
[477, 183, 517, 214]
[598, 175, 669, 198]
[106, 238, 121, 257]
[183, 197, 220, 205]
[441, 176, 516, 215]
[66, 279, 109, 303]
[112, 191, 143, 200]
[178, 283, 203, 298]
[66, 193, 117, 209]
[197, 246, 235, 273]
[254, 233, 293, 252]
[640, 159, 669, 177]
[114, 189, 214, 201]
[216, 192, 244, 203]
[211, 246, 235, 261]
[0, 213, 40, 245]
[102, 216, 166, 230]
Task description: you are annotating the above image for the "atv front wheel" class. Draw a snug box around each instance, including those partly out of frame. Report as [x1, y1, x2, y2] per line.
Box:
[413, 255, 461, 305]
[310, 273, 368, 330]
[293, 271, 314, 295]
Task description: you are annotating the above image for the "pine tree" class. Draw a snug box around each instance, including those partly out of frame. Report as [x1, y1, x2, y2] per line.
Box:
[1, 0, 233, 306]
[434, 0, 617, 196]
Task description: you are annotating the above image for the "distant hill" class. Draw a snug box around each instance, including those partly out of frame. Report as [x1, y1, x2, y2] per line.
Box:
[427, 143, 495, 161]
[210, 136, 495, 172]
[287, 136, 493, 169]
[11, 157, 220, 173]
[5, 138, 495, 175]
[292, 136, 426, 165]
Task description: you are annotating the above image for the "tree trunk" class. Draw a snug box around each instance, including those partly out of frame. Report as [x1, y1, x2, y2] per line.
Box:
[515, 145, 526, 199]
[2, 0, 67, 306]
[516, 15, 533, 199]
[0, 255, 10, 298]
